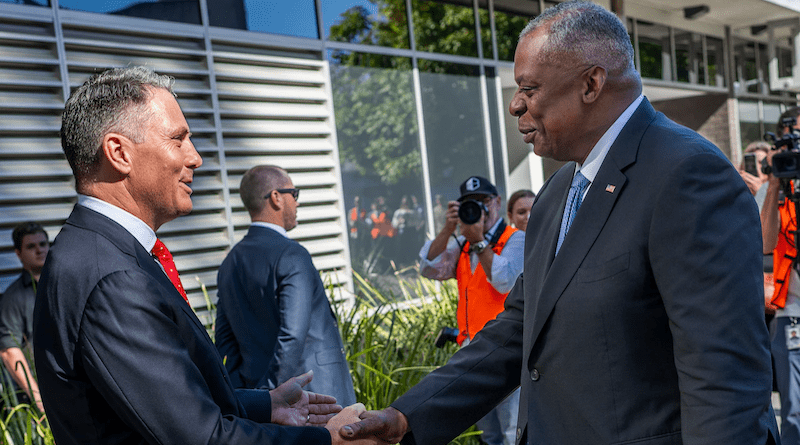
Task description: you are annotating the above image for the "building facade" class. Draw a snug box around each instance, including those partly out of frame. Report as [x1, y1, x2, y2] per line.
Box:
[0, 0, 798, 313]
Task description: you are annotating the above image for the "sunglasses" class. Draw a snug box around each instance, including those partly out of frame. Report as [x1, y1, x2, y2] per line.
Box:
[265, 188, 300, 200]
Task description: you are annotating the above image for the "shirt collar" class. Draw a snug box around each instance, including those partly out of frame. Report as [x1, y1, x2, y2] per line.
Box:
[251, 221, 288, 238]
[576, 95, 644, 181]
[77, 194, 157, 252]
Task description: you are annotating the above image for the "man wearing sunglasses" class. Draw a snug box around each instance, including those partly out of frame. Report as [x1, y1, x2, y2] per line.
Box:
[215, 164, 356, 409]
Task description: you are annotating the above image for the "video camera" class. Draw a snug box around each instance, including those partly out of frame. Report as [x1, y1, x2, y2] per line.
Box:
[764, 116, 800, 179]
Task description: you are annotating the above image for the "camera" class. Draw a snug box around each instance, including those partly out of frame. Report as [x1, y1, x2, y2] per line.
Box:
[764, 116, 800, 179]
[434, 327, 459, 348]
[458, 199, 488, 225]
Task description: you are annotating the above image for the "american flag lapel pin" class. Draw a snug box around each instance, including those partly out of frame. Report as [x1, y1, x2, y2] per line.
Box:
[605, 184, 616, 193]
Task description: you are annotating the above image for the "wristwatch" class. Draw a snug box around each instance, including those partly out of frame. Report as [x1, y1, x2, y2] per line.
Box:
[471, 240, 489, 253]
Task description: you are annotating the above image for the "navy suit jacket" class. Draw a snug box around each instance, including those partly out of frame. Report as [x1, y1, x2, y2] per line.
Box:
[391, 99, 779, 444]
[215, 225, 356, 407]
[33, 205, 330, 445]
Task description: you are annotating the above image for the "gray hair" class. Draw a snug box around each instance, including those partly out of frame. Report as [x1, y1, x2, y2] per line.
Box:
[240, 165, 290, 216]
[519, 0, 634, 75]
[60, 66, 175, 182]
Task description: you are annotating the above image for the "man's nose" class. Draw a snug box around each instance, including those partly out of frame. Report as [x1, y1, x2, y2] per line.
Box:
[509, 94, 525, 117]
[186, 139, 203, 169]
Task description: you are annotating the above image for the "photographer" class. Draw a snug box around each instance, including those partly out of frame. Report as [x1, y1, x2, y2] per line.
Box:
[762, 106, 800, 444]
[419, 176, 524, 445]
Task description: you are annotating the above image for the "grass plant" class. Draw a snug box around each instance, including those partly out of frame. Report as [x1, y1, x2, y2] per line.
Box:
[0, 348, 52, 445]
[335, 271, 482, 445]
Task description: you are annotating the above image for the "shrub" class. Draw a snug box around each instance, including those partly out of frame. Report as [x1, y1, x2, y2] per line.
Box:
[334, 272, 481, 445]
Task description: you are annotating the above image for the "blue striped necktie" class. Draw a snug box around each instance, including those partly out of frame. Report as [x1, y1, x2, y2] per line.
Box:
[556, 171, 591, 254]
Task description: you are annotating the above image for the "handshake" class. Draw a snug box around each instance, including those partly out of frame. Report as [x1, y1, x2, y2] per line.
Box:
[272, 371, 408, 445]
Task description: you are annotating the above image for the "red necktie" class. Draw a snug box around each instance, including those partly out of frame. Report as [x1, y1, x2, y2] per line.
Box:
[151, 238, 189, 304]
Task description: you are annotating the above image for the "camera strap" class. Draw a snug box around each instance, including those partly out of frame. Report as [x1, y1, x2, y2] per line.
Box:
[489, 220, 507, 246]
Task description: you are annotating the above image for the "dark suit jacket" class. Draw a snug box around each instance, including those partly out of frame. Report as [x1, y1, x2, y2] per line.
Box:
[215, 225, 356, 407]
[391, 99, 779, 444]
[33, 205, 331, 445]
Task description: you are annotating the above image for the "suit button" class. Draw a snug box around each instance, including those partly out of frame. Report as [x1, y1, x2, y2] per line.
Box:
[531, 368, 540, 381]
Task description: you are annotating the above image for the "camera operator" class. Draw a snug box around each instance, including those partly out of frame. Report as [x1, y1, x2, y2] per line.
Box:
[418, 175, 524, 445]
[762, 106, 800, 444]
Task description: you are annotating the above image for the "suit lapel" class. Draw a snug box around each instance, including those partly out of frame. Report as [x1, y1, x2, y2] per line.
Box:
[68, 205, 208, 332]
[526, 99, 657, 351]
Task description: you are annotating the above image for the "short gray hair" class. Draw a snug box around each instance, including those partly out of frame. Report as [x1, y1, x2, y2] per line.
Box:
[60, 66, 175, 182]
[519, 0, 634, 74]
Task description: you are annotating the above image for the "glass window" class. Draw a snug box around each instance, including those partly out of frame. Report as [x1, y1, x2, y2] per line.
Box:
[1, 0, 48, 5]
[757, 42, 769, 94]
[674, 31, 692, 83]
[324, 0, 410, 48]
[328, 51, 427, 278]
[412, 0, 478, 58]
[488, 0, 537, 62]
[764, 103, 782, 132]
[739, 100, 761, 150]
[626, 17, 635, 66]
[59, 0, 201, 25]
[778, 46, 793, 78]
[485, 67, 507, 201]
[418, 61, 491, 205]
[707, 36, 725, 87]
[734, 39, 759, 94]
[207, 0, 318, 39]
[478, 3, 493, 59]
[673, 31, 705, 85]
[637, 21, 670, 81]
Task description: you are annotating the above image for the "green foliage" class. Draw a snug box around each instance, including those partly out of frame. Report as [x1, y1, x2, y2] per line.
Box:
[334, 272, 481, 445]
[0, 349, 52, 445]
[330, 62, 421, 186]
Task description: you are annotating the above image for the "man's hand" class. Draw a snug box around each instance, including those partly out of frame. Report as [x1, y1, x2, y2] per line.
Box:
[339, 407, 409, 444]
[270, 370, 342, 426]
[326, 403, 385, 444]
[444, 201, 461, 234]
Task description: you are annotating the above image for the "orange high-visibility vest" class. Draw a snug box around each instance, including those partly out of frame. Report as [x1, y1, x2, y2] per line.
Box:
[773, 196, 797, 309]
[455, 224, 519, 345]
[349, 207, 365, 234]
[370, 211, 395, 239]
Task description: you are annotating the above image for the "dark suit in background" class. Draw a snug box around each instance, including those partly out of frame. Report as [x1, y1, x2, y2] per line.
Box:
[34, 205, 329, 444]
[216, 224, 356, 407]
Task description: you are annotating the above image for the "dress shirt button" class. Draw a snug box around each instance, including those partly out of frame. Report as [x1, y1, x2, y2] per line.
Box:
[530, 368, 540, 381]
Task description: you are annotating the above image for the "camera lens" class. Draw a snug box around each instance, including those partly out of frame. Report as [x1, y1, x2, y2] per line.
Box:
[458, 200, 484, 224]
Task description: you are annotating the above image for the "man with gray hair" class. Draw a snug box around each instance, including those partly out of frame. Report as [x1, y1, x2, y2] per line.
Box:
[33, 66, 373, 445]
[339, 1, 778, 444]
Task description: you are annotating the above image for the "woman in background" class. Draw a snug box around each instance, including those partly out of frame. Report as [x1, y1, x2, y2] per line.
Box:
[507, 189, 535, 232]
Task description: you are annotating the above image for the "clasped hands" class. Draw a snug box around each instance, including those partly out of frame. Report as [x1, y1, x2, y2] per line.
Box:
[270, 371, 408, 444]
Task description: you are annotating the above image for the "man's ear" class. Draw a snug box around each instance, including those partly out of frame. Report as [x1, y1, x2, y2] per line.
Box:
[101, 133, 133, 175]
[582, 65, 607, 104]
[266, 190, 283, 211]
